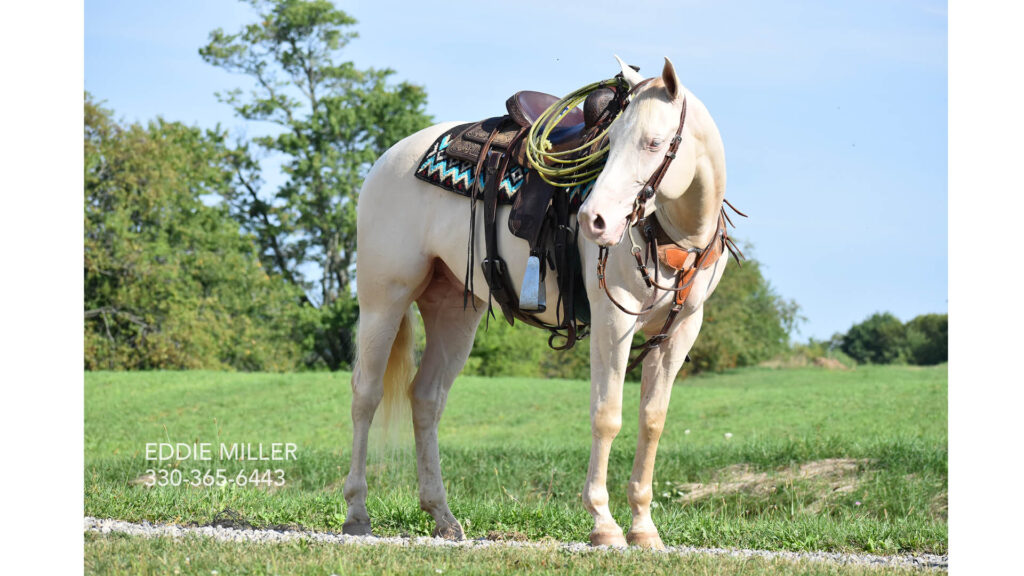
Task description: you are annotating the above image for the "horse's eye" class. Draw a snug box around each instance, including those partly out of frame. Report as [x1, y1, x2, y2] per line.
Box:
[647, 138, 663, 150]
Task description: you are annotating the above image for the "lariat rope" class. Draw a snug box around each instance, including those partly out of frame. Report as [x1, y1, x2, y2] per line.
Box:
[524, 78, 627, 187]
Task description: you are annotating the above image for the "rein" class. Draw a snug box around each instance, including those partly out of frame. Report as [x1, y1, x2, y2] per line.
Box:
[595, 80, 745, 372]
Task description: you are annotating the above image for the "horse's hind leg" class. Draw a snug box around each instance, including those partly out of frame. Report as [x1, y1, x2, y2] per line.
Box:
[342, 268, 426, 536]
[410, 260, 485, 539]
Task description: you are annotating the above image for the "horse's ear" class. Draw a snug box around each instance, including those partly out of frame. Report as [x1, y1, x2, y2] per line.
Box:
[662, 57, 680, 100]
[614, 54, 644, 88]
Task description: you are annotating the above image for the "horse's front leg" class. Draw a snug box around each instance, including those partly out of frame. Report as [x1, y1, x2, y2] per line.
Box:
[626, 306, 704, 549]
[582, 301, 636, 547]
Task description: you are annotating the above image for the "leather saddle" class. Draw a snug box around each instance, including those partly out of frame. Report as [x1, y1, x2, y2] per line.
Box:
[442, 87, 621, 349]
[446, 91, 609, 240]
[446, 92, 588, 166]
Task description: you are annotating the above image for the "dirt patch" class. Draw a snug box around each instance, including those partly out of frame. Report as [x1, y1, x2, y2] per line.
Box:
[759, 356, 852, 370]
[668, 458, 868, 503]
[813, 357, 849, 370]
[486, 530, 528, 541]
[205, 508, 301, 532]
[131, 472, 156, 487]
[931, 491, 948, 520]
[211, 508, 254, 530]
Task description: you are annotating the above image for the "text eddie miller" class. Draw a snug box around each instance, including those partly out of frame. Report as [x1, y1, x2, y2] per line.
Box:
[145, 442, 298, 462]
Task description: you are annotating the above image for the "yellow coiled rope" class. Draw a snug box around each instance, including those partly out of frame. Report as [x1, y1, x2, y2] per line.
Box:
[524, 78, 625, 188]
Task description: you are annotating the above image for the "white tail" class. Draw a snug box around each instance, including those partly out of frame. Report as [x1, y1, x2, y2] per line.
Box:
[376, 306, 416, 441]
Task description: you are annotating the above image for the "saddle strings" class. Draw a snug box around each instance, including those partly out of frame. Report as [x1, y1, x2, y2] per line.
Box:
[464, 123, 506, 312]
[464, 186, 477, 310]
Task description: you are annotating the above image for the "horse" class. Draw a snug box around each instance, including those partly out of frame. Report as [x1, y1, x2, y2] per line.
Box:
[343, 56, 730, 549]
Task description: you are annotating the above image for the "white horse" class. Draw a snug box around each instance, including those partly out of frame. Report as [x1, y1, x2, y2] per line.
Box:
[343, 56, 729, 549]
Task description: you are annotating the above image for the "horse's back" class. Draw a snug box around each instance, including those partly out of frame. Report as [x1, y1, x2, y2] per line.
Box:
[359, 121, 466, 210]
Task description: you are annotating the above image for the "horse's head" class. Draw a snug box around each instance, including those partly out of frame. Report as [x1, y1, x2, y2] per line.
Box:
[578, 56, 688, 246]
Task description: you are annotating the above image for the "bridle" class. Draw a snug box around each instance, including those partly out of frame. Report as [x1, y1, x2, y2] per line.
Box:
[624, 83, 688, 228]
[594, 77, 744, 372]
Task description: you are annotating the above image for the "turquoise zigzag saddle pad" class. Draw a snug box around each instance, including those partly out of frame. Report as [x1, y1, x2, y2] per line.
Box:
[413, 124, 595, 211]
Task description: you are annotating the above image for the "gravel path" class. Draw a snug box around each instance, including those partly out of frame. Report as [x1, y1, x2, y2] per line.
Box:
[85, 517, 947, 572]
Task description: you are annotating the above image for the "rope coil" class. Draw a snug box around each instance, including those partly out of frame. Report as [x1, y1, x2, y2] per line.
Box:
[524, 78, 627, 188]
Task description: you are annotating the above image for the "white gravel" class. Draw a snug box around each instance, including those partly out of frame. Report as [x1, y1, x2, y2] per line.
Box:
[85, 516, 947, 571]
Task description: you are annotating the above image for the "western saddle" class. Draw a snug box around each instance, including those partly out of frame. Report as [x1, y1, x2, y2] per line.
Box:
[439, 86, 624, 349]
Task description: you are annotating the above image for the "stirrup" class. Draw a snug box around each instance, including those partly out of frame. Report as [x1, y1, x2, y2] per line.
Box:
[519, 254, 546, 312]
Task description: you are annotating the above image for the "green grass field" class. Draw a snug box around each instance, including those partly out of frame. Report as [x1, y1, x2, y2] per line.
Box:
[84, 365, 947, 571]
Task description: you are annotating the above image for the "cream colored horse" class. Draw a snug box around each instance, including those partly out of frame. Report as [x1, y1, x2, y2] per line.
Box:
[343, 56, 728, 549]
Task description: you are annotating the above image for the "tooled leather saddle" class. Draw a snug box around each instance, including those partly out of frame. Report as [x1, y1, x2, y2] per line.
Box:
[414, 87, 624, 349]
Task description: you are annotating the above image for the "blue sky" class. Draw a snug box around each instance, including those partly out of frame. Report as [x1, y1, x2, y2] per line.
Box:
[85, 0, 947, 341]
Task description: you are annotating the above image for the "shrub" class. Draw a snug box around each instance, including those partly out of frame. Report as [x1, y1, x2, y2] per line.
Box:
[840, 312, 909, 365]
[906, 313, 948, 365]
[785, 335, 857, 369]
[687, 252, 800, 374]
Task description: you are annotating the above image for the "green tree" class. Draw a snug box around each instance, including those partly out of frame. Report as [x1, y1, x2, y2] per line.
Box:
[687, 254, 800, 373]
[200, 0, 432, 370]
[84, 95, 314, 371]
[840, 312, 909, 365]
[463, 319, 547, 378]
[906, 313, 947, 365]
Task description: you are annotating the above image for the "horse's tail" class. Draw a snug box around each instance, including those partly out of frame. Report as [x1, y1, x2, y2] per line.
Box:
[377, 306, 416, 441]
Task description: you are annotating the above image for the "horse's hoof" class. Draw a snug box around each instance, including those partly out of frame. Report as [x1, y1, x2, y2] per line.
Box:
[626, 529, 665, 550]
[432, 520, 465, 540]
[589, 528, 627, 548]
[342, 520, 372, 536]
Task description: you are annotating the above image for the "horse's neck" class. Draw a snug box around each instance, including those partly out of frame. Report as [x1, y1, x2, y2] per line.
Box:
[655, 177, 723, 249]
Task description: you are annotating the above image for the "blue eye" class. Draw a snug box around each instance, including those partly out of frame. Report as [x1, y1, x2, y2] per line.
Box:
[647, 138, 663, 150]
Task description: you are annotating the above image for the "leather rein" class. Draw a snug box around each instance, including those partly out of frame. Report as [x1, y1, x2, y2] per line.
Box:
[595, 78, 745, 372]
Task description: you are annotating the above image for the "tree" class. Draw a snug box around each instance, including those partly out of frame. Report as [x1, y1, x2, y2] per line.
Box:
[200, 0, 432, 370]
[687, 253, 800, 373]
[463, 319, 548, 378]
[84, 95, 314, 371]
[840, 312, 909, 365]
[906, 313, 947, 365]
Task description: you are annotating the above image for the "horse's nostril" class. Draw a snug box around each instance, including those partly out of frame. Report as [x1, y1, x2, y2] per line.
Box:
[593, 215, 606, 232]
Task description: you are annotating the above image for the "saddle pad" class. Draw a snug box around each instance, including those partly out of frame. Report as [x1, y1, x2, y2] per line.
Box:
[414, 124, 595, 211]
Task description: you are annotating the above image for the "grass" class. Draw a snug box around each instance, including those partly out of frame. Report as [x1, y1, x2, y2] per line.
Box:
[84, 365, 947, 557]
[84, 532, 932, 576]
